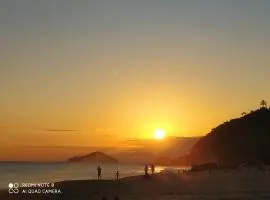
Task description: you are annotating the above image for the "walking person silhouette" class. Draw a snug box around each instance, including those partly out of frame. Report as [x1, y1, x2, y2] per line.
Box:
[151, 164, 155, 174]
[97, 165, 102, 180]
[144, 164, 149, 176]
[116, 169, 119, 180]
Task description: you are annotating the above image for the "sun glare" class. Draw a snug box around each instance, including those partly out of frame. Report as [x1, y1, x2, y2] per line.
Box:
[154, 128, 166, 140]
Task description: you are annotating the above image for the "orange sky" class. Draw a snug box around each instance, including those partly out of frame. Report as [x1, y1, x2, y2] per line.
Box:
[1, 1, 270, 160]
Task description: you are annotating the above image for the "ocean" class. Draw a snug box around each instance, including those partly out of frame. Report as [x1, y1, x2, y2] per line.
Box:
[0, 162, 183, 189]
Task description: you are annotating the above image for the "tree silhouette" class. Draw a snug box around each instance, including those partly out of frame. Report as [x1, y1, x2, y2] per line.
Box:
[260, 100, 267, 108]
[241, 112, 247, 116]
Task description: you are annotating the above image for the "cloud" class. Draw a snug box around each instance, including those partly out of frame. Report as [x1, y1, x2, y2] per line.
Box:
[120, 138, 145, 148]
[99, 134, 116, 138]
[45, 129, 79, 132]
[125, 138, 143, 143]
[94, 128, 115, 137]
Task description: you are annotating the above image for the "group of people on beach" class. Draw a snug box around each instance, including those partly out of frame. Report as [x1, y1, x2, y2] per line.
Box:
[144, 164, 155, 176]
[96, 164, 156, 180]
[97, 165, 119, 180]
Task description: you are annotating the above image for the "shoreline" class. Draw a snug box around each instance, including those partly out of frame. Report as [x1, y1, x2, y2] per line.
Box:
[1, 170, 270, 200]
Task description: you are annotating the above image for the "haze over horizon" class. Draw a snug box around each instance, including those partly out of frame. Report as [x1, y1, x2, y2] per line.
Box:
[1, 1, 270, 160]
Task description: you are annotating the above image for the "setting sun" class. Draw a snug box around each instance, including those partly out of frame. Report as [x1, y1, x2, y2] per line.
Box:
[154, 129, 166, 140]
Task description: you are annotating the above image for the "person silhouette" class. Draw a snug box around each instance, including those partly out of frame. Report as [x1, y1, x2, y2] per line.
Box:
[144, 164, 148, 176]
[116, 169, 119, 180]
[151, 164, 155, 174]
[97, 165, 102, 180]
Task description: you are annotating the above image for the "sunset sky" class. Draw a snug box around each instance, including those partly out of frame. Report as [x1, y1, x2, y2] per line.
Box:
[1, 0, 270, 153]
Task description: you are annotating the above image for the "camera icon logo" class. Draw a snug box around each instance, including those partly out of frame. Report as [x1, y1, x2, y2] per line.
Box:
[8, 183, 19, 194]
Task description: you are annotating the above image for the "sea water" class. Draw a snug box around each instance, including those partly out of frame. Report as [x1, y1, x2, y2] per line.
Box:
[0, 162, 184, 189]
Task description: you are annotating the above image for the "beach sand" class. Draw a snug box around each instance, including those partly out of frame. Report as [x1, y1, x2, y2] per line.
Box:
[1, 169, 270, 200]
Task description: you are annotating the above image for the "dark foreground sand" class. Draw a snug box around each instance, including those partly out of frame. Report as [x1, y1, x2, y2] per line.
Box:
[1, 169, 270, 200]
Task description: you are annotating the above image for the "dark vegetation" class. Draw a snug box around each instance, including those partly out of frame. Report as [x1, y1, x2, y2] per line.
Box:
[179, 101, 270, 166]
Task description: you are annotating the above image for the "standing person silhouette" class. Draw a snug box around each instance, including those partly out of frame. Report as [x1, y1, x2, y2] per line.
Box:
[97, 165, 102, 180]
[144, 164, 148, 176]
[116, 169, 119, 180]
[151, 164, 155, 174]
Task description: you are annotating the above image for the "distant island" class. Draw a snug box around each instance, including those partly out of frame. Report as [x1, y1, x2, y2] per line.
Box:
[177, 104, 270, 167]
[68, 151, 118, 164]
